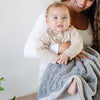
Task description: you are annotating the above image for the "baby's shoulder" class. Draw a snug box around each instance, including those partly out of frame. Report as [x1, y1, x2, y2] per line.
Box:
[69, 25, 77, 31]
[68, 25, 79, 34]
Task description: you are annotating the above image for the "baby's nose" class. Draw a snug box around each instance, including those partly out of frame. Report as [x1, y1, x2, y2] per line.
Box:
[57, 18, 63, 23]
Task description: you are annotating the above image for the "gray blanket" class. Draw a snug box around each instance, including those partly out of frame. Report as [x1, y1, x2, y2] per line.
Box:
[37, 47, 100, 100]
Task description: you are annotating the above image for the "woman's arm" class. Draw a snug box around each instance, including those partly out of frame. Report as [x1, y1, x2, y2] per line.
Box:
[58, 42, 71, 55]
[24, 9, 61, 58]
[24, 9, 49, 58]
[58, 42, 89, 64]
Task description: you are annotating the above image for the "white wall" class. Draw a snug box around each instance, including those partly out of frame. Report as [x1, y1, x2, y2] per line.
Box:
[0, 0, 53, 99]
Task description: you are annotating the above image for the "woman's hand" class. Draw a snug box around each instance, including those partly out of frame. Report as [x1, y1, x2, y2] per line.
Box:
[74, 50, 90, 64]
[58, 42, 71, 55]
[58, 42, 90, 64]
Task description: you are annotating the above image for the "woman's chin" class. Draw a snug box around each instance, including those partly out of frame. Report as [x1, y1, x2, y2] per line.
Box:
[73, 9, 84, 13]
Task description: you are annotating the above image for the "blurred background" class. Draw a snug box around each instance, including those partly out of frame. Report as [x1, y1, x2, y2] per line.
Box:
[0, 0, 52, 99]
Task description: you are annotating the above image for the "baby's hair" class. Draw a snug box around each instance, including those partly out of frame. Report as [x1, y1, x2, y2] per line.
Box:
[46, 2, 70, 18]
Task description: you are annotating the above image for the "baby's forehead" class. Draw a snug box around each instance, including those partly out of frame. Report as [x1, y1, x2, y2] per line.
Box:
[50, 6, 69, 10]
[46, 3, 70, 17]
[49, 6, 69, 13]
[48, 6, 69, 15]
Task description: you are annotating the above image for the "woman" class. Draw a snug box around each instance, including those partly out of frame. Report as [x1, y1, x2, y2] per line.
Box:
[24, 0, 100, 99]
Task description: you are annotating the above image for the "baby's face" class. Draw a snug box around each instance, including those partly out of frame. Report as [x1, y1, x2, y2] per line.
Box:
[46, 6, 71, 34]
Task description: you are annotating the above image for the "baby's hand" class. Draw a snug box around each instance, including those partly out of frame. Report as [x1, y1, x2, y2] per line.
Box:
[55, 52, 69, 65]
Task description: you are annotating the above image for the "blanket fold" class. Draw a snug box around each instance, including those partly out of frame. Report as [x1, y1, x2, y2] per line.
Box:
[37, 47, 100, 100]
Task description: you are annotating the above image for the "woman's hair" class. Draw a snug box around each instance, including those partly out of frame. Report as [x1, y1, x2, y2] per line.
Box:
[87, 0, 96, 32]
[46, 2, 70, 18]
[89, 0, 100, 52]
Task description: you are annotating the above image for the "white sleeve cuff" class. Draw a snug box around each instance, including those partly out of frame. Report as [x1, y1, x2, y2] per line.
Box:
[49, 43, 58, 54]
[24, 9, 48, 58]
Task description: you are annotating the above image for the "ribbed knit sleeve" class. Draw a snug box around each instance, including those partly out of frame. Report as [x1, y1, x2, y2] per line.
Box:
[64, 26, 83, 60]
[35, 31, 59, 63]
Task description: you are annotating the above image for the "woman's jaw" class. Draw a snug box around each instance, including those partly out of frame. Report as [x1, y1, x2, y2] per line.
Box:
[63, 0, 95, 13]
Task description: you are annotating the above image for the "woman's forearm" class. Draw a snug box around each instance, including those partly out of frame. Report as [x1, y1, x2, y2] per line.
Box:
[58, 42, 71, 55]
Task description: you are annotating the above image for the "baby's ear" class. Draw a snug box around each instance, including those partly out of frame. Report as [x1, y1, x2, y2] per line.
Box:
[45, 18, 49, 26]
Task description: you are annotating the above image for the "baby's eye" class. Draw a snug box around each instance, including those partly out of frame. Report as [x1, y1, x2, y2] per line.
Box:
[54, 17, 57, 19]
[62, 17, 67, 19]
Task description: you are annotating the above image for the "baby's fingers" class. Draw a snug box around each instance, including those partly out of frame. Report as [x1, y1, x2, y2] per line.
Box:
[55, 57, 60, 63]
[64, 60, 68, 65]
[59, 60, 67, 65]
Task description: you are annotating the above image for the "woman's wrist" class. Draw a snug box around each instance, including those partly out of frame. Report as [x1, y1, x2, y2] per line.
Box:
[58, 43, 63, 55]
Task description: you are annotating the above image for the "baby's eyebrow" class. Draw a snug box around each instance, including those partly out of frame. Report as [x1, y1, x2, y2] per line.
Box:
[62, 14, 68, 17]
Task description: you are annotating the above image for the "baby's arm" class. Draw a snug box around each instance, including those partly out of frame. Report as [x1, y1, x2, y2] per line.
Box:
[56, 26, 83, 65]
[36, 32, 59, 63]
[63, 26, 83, 60]
[56, 42, 71, 65]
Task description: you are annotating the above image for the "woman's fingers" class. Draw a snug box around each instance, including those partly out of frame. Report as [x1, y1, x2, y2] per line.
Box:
[80, 50, 87, 54]
[75, 51, 90, 64]
[77, 54, 90, 59]
[75, 56, 82, 64]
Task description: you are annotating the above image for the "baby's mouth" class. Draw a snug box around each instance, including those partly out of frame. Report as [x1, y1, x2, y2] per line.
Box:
[57, 25, 63, 28]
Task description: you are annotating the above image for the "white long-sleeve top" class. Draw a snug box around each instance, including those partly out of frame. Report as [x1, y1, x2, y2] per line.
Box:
[36, 25, 83, 63]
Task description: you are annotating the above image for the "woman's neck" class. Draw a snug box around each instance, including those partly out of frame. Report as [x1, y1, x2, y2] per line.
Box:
[62, 1, 89, 30]
[70, 11, 89, 30]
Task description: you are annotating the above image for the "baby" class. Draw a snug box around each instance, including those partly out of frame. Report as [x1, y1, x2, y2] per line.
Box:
[36, 2, 83, 95]
[36, 2, 83, 65]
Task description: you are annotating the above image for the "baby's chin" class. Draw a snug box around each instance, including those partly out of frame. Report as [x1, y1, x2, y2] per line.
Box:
[53, 30, 65, 34]
[52, 28, 68, 34]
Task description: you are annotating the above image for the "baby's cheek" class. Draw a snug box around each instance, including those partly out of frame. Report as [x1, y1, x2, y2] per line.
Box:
[51, 25, 56, 30]
[64, 24, 69, 29]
